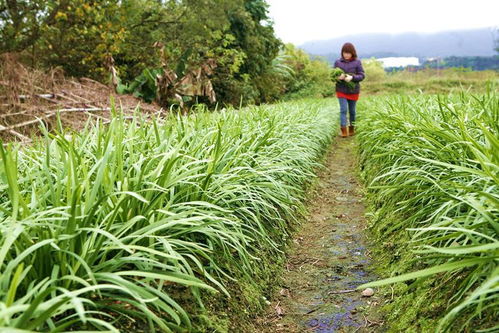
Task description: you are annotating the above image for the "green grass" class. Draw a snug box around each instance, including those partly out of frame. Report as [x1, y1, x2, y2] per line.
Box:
[363, 68, 499, 95]
[356, 90, 499, 332]
[0, 99, 337, 331]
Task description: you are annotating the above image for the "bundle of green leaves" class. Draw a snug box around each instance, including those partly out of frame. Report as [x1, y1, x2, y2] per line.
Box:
[330, 68, 356, 90]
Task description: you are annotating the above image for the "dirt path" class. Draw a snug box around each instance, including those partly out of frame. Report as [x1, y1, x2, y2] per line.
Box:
[259, 136, 385, 332]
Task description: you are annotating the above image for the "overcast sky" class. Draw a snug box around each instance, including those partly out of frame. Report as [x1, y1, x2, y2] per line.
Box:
[266, 0, 499, 45]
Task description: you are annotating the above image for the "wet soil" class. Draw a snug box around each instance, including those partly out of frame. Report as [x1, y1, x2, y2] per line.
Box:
[257, 136, 385, 332]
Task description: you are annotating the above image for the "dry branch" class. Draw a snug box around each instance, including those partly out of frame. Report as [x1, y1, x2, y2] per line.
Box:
[57, 107, 111, 113]
[0, 110, 30, 119]
[0, 124, 32, 142]
[0, 114, 54, 131]
[17, 94, 56, 99]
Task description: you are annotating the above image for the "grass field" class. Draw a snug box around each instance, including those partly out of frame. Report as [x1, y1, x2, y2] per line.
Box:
[0, 99, 337, 331]
[362, 68, 499, 95]
[0, 80, 498, 331]
[357, 91, 498, 332]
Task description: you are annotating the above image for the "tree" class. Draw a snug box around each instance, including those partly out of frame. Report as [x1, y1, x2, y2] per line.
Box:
[217, 0, 282, 104]
[0, 0, 325, 106]
[0, 0, 66, 53]
[40, 0, 126, 79]
[275, 44, 333, 99]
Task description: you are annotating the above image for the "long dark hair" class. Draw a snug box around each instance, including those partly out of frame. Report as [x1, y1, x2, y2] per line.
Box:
[341, 43, 358, 60]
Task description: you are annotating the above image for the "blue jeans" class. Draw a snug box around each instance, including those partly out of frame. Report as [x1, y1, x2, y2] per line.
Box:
[338, 98, 356, 127]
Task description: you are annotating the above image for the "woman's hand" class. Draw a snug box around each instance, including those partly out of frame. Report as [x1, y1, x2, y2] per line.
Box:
[338, 73, 346, 80]
[345, 74, 353, 82]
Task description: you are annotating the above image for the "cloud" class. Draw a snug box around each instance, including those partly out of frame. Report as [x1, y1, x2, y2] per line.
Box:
[266, 0, 499, 44]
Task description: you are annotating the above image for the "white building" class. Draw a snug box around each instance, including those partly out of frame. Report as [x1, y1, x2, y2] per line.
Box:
[377, 57, 420, 68]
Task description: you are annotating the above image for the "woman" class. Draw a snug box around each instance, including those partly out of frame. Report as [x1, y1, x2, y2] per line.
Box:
[334, 42, 365, 137]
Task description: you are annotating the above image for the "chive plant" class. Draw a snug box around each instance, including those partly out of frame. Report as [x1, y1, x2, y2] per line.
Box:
[357, 91, 498, 331]
[0, 99, 337, 331]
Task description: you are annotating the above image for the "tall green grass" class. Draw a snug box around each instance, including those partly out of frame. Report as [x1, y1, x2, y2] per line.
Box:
[0, 99, 336, 331]
[357, 91, 498, 331]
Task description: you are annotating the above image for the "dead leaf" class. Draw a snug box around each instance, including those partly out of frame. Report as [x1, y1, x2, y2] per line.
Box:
[279, 288, 290, 297]
[275, 302, 284, 316]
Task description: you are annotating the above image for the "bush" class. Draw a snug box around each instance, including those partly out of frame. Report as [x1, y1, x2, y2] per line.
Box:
[363, 58, 386, 82]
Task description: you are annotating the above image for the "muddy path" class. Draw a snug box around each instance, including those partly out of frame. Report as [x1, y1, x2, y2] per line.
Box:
[258, 136, 385, 332]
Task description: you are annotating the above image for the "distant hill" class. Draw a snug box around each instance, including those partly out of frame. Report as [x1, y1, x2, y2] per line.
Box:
[301, 28, 498, 60]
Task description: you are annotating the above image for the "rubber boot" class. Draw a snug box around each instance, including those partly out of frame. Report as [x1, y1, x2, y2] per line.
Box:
[340, 126, 347, 138]
[349, 125, 355, 136]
